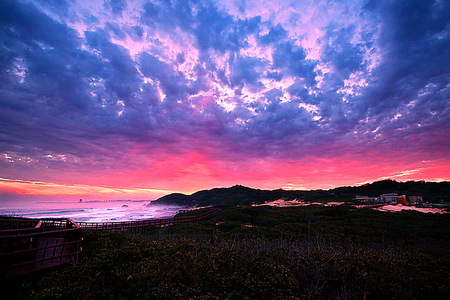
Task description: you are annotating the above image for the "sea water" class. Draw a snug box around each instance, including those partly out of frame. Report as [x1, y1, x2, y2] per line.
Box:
[0, 199, 183, 222]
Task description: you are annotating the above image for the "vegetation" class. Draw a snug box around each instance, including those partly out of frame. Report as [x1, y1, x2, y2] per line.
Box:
[13, 205, 450, 299]
[152, 180, 450, 207]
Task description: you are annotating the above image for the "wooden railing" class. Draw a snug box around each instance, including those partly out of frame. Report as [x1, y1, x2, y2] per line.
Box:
[0, 208, 219, 278]
[0, 218, 83, 278]
[78, 208, 220, 231]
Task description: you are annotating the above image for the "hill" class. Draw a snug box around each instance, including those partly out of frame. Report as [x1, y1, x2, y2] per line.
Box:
[151, 179, 450, 207]
[152, 185, 273, 207]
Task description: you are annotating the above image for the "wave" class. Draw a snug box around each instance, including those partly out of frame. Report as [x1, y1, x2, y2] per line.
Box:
[1, 204, 183, 222]
[11, 209, 86, 217]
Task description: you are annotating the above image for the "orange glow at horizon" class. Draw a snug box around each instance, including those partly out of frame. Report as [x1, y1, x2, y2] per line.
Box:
[1, 0, 449, 204]
[1, 151, 449, 200]
[0, 177, 175, 200]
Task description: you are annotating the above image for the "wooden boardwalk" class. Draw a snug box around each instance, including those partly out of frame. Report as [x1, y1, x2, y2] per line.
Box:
[0, 208, 219, 278]
[78, 208, 220, 231]
[0, 218, 83, 278]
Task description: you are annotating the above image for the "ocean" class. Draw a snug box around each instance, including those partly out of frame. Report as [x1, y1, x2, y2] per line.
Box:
[0, 199, 183, 222]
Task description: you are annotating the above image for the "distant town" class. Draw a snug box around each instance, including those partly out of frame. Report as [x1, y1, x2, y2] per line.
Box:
[355, 193, 423, 205]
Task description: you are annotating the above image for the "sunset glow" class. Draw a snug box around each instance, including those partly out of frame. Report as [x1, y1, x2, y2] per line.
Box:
[1, 0, 449, 201]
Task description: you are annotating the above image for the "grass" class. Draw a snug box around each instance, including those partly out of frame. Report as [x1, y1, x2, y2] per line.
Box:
[12, 205, 450, 299]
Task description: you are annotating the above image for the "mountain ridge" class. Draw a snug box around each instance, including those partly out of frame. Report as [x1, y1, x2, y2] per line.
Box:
[151, 180, 450, 207]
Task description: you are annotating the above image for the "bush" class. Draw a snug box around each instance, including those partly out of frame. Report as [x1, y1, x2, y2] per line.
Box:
[14, 206, 450, 299]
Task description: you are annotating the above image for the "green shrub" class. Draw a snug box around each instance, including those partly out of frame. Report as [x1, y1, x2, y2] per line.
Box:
[14, 206, 450, 300]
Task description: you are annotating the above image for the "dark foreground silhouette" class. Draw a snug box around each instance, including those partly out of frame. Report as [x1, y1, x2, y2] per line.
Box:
[9, 205, 450, 299]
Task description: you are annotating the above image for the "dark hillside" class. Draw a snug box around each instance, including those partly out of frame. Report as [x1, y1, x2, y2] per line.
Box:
[152, 180, 450, 207]
[153, 185, 272, 206]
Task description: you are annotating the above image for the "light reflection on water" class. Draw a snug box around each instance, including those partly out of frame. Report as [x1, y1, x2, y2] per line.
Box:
[0, 199, 184, 222]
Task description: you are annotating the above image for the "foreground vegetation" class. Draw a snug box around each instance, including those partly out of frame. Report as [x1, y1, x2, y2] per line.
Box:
[14, 206, 450, 299]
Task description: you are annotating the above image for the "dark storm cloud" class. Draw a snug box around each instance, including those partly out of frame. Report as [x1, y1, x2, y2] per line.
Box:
[138, 52, 189, 98]
[104, 22, 128, 40]
[258, 24, 288, 45]
[104, 0, 128, 16]
[34, 0, 72, 18]
[141, 0, 260, 54]
[272, 41, 317, 85]
[364, 0, 450, 108]
[358, 0, 450, 148]
[0, 0, 448, 173]
[0, 1, 79, 52]
[321, 25, 364, 85]
[85, 29, 142, 101]
[0, 1, 144, 164]
[229, 55, 266, 87]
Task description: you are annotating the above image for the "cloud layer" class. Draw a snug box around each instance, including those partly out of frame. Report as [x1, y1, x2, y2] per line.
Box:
[0, 0, 449, 197]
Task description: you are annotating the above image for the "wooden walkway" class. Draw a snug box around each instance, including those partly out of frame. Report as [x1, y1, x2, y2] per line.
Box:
[78, 208, 220, 231]
[0, 208, 219, 278]
[0, 218, 83, 278]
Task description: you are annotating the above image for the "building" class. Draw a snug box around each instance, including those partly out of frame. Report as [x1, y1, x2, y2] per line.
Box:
[368, 197, 379, 202]
[396, 195, 407, 204]
[355, 195, 369, 202]
[380, 193, 398, 203]
[409, 196, 423, 204]
[354, 193, 421, 205]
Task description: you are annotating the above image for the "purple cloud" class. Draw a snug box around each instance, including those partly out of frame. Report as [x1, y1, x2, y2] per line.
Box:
[0, 0, 448, 189]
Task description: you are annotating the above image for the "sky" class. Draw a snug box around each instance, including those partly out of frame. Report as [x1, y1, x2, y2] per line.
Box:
[0, 0, 449, 201]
